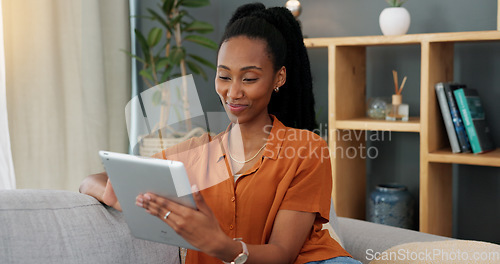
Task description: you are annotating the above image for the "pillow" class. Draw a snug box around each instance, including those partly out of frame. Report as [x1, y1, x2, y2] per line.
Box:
[369, 240, 500, 264]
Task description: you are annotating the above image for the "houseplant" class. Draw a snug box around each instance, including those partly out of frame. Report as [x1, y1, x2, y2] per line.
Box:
[125, 0, 217, 156]
[379, 0, 411, 36]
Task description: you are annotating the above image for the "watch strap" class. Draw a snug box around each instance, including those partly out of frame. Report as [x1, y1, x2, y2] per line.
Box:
[222, 239, 248, 264]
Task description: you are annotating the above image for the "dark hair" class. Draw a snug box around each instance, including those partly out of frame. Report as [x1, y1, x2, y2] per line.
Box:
[220, 3, 317, 131]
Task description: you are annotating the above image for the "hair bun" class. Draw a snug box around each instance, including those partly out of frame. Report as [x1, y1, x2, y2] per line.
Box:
[228, 3, 266, 26]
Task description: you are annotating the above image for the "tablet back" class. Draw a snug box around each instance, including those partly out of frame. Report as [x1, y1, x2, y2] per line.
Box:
[99, 151, 198, 250]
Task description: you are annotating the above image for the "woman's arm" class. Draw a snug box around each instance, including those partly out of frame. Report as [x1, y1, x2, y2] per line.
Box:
[245, 209, 315, 264]
[79, 172, 122, 211]
[137, 190, 315, 264]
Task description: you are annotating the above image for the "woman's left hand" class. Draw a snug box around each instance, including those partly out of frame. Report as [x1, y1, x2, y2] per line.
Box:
[135, 186, 231, 256]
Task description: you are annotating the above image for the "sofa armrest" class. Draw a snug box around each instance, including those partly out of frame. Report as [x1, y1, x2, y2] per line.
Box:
[338, 217, 453, 264]
[0, 189, 180, 264]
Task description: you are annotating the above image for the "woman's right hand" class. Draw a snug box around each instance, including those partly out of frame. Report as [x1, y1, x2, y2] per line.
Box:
[102, 179, 122, 211]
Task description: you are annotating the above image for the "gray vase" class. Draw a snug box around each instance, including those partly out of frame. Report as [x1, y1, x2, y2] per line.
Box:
[367, 183, 415, 229]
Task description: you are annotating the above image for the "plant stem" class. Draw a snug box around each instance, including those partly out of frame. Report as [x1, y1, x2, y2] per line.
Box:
[150, 52, 159, 85]
[173, 0, 192, 132]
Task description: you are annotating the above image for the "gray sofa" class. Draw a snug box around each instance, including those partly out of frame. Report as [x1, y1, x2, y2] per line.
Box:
[0, 189, 451, 264]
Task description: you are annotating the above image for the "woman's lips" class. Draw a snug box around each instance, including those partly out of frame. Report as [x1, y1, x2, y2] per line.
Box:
[227, 103, 248, 112]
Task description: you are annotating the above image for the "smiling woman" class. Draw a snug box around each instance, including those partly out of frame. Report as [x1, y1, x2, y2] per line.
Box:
[81, 2, 360, 264]
[216, 37, 285, 127]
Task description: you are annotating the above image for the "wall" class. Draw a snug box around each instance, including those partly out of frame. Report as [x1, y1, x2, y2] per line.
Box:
[136, 0, 500, 243]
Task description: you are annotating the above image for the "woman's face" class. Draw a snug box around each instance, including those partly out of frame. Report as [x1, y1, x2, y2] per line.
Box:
[215, 36, 285, 125]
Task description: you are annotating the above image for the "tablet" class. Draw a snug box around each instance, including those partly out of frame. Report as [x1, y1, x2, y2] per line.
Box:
[99, 151, 198, 250]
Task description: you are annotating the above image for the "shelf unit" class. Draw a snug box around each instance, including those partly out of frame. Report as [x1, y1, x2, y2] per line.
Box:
[304, 30, 500, 237]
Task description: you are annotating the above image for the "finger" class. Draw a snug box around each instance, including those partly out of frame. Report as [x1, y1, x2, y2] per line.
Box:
[137, 194, 168, 216]
[142, 193, 190, 217]
[141, 198, 182, 230]
[157, 208, 184, 235]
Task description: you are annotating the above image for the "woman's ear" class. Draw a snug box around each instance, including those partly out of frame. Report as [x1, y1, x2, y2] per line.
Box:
[275, 66, 287, 88]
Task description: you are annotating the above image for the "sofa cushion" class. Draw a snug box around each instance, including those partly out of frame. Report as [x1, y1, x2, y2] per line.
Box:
[338, 217, 452, 264]
[0, 189, 179, 264]
[368, 240, 500, 264]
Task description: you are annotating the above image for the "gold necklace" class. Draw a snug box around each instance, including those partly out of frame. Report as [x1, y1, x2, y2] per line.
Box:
[228, 143, 267, 164]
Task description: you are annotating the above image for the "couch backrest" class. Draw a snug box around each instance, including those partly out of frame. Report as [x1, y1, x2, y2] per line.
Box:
[0, 189, 180, 264]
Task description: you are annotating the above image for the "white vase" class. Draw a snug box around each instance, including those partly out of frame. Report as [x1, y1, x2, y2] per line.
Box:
[379, 7, 411, 36]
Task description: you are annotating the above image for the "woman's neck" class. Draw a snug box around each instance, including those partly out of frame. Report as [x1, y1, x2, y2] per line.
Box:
[229, 114, 273, 152]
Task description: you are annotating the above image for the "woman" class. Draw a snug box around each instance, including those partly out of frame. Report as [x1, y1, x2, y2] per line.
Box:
[80, 3, 360, 264]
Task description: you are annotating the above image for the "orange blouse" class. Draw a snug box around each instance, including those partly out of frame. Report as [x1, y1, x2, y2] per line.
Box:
[155, 116, 350, 264]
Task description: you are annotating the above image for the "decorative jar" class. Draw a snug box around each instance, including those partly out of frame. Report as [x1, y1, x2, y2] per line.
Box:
[367, 183, 415, 229]
[386, 94, 409, 121]
[366, 97, 390, 120]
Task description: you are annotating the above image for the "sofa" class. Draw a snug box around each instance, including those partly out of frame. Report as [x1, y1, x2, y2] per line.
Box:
[0, 189, 495, 264]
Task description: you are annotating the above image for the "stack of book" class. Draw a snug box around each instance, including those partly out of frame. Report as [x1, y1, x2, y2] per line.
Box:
[435, 82, 495, 154]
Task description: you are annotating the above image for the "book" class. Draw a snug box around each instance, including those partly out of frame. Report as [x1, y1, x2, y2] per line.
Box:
[453, 88, 495, 154]
[443, 83, 471, 153]
[435, 83, 461, 153]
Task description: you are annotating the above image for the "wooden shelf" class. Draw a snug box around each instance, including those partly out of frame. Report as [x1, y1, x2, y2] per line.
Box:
[428, 148, 500, 167]
[309, 25, 500, 237]
[304, 30, 500, 48]
[335, 117, 420, 132]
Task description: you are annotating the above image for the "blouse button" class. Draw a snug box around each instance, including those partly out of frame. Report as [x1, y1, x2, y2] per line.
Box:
[229, 225, 234, 230]
[231, 197, 235, 202]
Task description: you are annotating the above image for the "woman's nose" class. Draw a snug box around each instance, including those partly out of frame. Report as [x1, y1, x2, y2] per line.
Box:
[227, 81, 243, 99]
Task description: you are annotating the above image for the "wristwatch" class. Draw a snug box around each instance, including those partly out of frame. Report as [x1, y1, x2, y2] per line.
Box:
[223, 239, 248, 264]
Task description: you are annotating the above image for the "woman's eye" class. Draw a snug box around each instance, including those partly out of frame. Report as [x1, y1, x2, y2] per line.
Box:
[243, 78, 258, 82]
[218, 76, 231, 81]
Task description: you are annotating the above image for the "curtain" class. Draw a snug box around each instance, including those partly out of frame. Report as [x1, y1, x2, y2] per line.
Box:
[3, 0, 130, 191]
[0, 0, 16, 189]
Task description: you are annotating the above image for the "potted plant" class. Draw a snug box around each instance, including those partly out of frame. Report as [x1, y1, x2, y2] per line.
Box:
[125, 0, 217, 156]
[379, 0, 411, 36]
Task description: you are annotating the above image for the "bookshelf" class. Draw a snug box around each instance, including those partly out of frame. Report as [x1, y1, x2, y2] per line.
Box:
[335, 117, 420, 132]
[304, 30, 500, 237]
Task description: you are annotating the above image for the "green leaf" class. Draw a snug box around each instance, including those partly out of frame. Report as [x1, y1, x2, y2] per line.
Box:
[134, 29, 151, 62]
[147, 9, 171, 33]
[178, 0, 210, 8]
[170, 46, 186, 65]
[156, 57, 170, 69]
[188, 54, 216, 70]
[184, 35, 217, 50]
[148, 27, 163, 47]
[183, 21, 213, 34]
[169, 12, 185, 28]
[186, 60, 207, 80]
[152, 90, 162, 106]
[160, 67, 174, 83]
[121, 49, 147, 65]
[162, 0, 175, 14]
[185, 60, 200, 75]
[139, 69, 154, 82]
[386, 0, 405, 7]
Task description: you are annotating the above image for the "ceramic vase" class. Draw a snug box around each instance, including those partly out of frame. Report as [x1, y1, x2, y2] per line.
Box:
[379, 7, 411, 36]
[367, 183, 415, 229]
